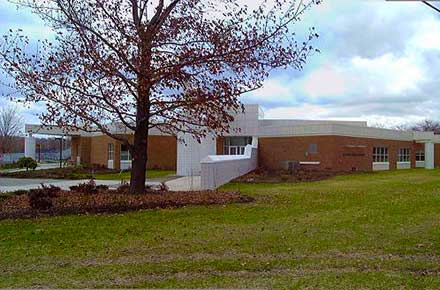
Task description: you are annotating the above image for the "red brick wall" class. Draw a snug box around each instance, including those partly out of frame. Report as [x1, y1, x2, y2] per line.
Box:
[74, 134, 177, 170]
[216, 137, 224, 155]
[259, 135, 423, 172]
[435, 144, 440, 168]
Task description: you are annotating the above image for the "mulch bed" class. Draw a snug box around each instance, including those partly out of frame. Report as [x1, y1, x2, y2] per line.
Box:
[234, 168, 358, 183]
[0, 189, 254, 220]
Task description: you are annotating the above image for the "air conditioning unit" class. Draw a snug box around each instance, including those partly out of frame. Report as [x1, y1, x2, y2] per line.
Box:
[283, 160, 300, 172]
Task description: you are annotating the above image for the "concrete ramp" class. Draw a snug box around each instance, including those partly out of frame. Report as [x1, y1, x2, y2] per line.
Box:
[200, 142, 258, 190]
[165, 176, 201, 191]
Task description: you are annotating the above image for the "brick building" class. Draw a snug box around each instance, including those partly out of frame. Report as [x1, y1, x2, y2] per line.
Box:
[25, 104, 440, 180]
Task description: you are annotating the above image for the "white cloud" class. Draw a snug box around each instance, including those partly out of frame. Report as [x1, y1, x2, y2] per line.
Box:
[409, 17, 440, 51]
[3, 0, 440, 127]
[350, 53, 424, 95]
[264, 104, 333, 120]
[255, 0, 440, 127]
[242, 76, 302, 105]
[301, 64, 350, 98]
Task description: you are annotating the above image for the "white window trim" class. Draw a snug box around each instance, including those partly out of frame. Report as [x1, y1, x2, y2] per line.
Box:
[107, 143, 114, 161]
[415, 150, 425, 162]
[398, 148, 410, 162]
[373, 147, 389, 163]
[300, 161, 320, 165]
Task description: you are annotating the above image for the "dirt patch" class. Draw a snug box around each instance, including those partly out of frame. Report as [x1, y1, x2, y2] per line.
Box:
[234, 167, 359, 183]
[0, 188, 254, 220]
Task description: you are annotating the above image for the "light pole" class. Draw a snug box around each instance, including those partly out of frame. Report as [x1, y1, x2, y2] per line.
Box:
[423, 1, 440, 13]
[55, 137, 63, 168]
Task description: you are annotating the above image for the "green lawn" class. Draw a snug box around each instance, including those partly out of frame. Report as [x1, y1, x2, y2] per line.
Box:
[94, 169, 175, 180]
[2, 169, 440, 289]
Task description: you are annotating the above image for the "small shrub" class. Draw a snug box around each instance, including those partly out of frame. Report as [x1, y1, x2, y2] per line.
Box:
[96, 184, 109, 191]
[69, 179, 108, 194]
[17, 157, 38, 171]
[91, 163, 107, 170]
[28, 184, 61, 211]
[9, 190, 29, 196]
[116, 182, 130, 194]
[146, 182, 168, 192]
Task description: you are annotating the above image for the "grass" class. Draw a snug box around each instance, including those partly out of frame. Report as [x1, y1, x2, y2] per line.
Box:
[1, 169, 440, 288]
[0, 162, 19, 170]
[94, 169, 175, 180]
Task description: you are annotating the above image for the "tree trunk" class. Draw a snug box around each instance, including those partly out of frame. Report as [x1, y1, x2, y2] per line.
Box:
[129, 126, 149, 194]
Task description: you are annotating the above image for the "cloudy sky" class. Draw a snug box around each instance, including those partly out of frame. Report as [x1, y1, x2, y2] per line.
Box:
[1, 0, 440, 127]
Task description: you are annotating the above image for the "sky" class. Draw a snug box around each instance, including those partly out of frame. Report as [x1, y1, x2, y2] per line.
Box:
[1, 0, 440, 127]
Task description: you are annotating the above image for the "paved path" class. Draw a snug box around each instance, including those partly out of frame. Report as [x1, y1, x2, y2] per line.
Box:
[0, 178, 161, 192]
[0, 176, 201, 192]
[165, 176, 201, 191]
[0, 163, 63, 173]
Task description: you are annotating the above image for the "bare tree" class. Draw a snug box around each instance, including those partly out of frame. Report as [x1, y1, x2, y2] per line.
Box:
[411, 120, 440, 134]
[0, 0, 320, 193]
[369, 122, 387, 129]
[0, 105, 23, 154]
[392, 123, 411, 131]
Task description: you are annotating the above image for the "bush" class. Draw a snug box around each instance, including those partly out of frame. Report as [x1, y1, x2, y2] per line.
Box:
[17, 157, 38, 171]
[8, 190, 29, 196]
[28, 184, 61, 211]
[116, 182, 130, 194]
[69, 179, 108, 194]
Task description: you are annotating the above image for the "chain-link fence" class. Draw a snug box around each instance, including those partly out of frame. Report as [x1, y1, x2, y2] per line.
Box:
[0, 149, 71, 164]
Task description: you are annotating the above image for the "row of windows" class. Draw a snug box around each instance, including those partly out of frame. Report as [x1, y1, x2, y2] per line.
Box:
[373, 147, 425, 163]
[108, 143, 426, 163]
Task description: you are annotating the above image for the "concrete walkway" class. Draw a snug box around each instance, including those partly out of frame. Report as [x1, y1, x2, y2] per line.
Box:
[0, 163, 63, 173]
[165, 176, 201, 191]
[0, 178, 161, 192]
[0, 176, 201, 192]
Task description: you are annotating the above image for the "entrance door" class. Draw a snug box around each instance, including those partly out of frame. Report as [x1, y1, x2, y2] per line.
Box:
[229, 146, 238, 155]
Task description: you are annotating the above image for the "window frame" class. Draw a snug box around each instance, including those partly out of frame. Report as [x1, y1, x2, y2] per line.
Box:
[107, 143, 114, 161]
[398, 148, 411, 162]
[223, 136, 252, 155]
[373, 147, 389, 163]
[308, 143, 318, 154]
[120, 144, 131, 161]
[416, 150, 425, 161]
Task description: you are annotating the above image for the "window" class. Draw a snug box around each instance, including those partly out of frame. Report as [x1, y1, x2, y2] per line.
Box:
[107, 143, 114, 161]
[121, 144, 131, 161]
[416, 150, 425, 161]
[398, 148, 410, 162]
[223, 137, 252, 155]
[373, 147, 388, 162]
[308, 143, 318, 154]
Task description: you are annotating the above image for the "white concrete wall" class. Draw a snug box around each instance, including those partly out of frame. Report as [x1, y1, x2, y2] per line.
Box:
[200, 143, 258, 190]
[416, 161, 425, 168]
[24, 136, 36, 160]
[425, 142, 435, 169]
[397, 162, 411, 170]
[373, 162, 389, 171]
[227, 104, 261, 136]
[177, 133, 216, 176]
